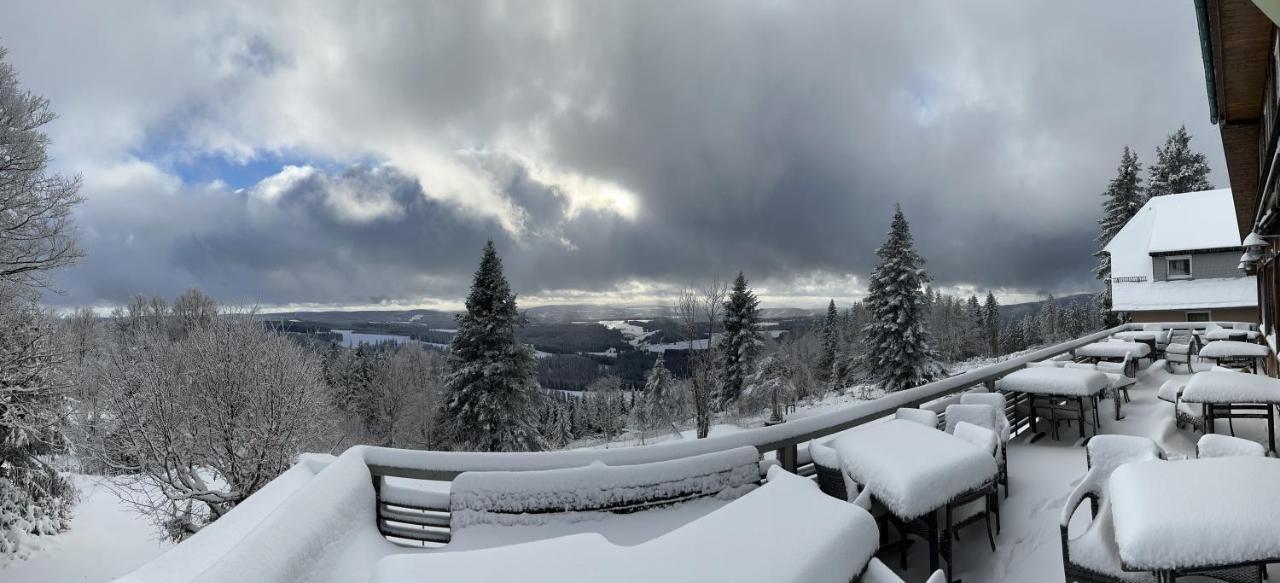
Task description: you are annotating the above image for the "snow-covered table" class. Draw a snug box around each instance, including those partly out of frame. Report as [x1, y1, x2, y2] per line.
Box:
[1110, 457, 1280, 576]
[997, 367, 1110, 440]
[1202, 328, 1259, 341]
[1182, 370, 1280, 453]
[1111, 331, 1162, 356]
[832, 419, 997, 573]
[1198, 340, 1270, 373]
[1074, 341, 1151, 361]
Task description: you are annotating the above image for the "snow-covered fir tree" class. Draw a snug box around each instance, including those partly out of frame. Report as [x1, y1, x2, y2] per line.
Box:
[860, 206, 944, 392]
[631, 355, 681, 442]
[1094, 146, 1146, 280]
[435, 241, 547, 452]
[1038, 294, 1060, 343]
[743, 354, 796, 424]
[716, 271, 761, 408]
[817, 299, 839, 381]
[1146, 125, 1212, 197]
[983, 291, 1000, 356]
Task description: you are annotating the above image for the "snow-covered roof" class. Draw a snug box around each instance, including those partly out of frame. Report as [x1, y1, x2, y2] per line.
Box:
[1103, 189, 1241, 258]
[1110, 277, 1257, 311]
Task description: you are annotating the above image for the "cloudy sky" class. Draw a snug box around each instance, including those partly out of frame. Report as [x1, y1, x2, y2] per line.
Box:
[1, 0, 1226, 311]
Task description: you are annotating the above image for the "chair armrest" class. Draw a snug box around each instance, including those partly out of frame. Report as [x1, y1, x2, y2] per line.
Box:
[1059, 472, 1098, 528]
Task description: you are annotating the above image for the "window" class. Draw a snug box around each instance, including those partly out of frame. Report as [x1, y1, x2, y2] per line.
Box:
[1186, 311, 1211, 322]
[1166, 256, 1192, 279]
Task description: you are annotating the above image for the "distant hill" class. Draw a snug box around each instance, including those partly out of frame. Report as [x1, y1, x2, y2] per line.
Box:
[259, 308, 459, 328]
[998, 293, 1096, 323]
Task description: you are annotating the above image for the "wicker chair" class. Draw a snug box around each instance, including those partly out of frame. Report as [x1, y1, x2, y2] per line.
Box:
[1164, 330, 1201, 373]
[948, 421, 1000, 551]
[959, 392, 1011, 498]
[1060, 435, 1164, 583]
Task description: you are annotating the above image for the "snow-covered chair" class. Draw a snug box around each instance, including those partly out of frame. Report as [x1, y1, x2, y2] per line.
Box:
[808, 440, 890, 542]
[1196, 434, 1266, 458]
[859, 558, 946, 583]
[895, 407, 939, 429]
[947, 422, 999, 551]
[1060, 436, 1164, 583]
[1164, 329, 1201, 373]
[960, 392, 1011, 497]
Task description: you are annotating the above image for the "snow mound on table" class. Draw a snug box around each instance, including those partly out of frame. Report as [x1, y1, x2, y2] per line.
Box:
[1182, 370, 1280, 403]
[450, 447, 761, 529]
[373, 468, 878, 583]
[997, 367, 1108, 396]
[1198, 340, 1269, 358]
[1076, 342, 1149, 359]
[1111, 457, 1280, 571]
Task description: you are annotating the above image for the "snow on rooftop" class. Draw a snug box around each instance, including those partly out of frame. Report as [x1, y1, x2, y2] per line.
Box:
[1103, 189, 1246, 286]
[1110, 277, 1258, 311]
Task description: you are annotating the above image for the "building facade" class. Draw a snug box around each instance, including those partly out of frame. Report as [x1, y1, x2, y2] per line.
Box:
[1103, 189, 1258, 323]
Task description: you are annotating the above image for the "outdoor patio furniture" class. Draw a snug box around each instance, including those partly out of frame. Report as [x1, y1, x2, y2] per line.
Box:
[1112, 330, 1163, 359]
[1064, 361, 1136, 420]
[1196, 434, 1266, 459]
[896, 407, 940, 430]
[859, 558, 946, 583]
[1197, 340, 1270, 374]
[1110, 458, 1274, 582]
[948, 421, 1000, 549]
[1075, 340, 1151, 363]
[1059, 435, 1163, 583]
[959, 391, 1011, 498]
[1181, 370, 1280, 454]
[997, 367, 1109, 441]
[1164, 330, 1202, 373]
[832, 419, 998, 579]
[1156, 380, 1204, 432]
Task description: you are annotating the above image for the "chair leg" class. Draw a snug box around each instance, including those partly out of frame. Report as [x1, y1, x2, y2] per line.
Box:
[985, 493, 996, 551]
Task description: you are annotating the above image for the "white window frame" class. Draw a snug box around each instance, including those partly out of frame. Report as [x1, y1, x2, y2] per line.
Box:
[1185, 310, 1211, 322]
[1166, 255, 1193, 280]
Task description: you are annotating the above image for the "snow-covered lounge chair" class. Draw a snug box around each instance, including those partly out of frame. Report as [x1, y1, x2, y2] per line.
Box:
[1059, 435, 1164, 583]
[959, 391, 1011, 498]
[1196, 434, 1266, 458]
[858, 558, 945, 583]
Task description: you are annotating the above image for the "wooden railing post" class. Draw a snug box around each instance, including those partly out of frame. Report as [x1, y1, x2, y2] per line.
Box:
[776, 444, 798, 473]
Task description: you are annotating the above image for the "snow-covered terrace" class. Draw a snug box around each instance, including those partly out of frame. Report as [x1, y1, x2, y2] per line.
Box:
[112, 322, 1280, 583]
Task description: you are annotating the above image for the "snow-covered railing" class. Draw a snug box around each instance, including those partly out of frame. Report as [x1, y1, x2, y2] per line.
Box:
[366, 321, 1252, 543]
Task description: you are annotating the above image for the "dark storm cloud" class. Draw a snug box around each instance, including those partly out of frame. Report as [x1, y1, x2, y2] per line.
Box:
[0, 0, 1226, 307]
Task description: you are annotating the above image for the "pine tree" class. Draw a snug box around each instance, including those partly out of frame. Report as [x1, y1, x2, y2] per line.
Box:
[983, 291, 1000, 356]
[1094, 146, 1146, 281]
[860, 206, 944, 392]
[1038, 294, 1059, 343]
[631, 356, 680, 442]
[743, 354, 796, 424]
[716, 271, 761, 408]
[1147, 126, 1212, 197]
[435, 241, 547, 452]
[817, 299, 840, 381]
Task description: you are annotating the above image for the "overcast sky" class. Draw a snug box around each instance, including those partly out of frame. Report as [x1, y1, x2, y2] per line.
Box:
[1, 1, 1227, 311]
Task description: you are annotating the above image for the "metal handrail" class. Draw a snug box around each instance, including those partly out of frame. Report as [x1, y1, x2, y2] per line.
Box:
[364, 321, 1252, 482]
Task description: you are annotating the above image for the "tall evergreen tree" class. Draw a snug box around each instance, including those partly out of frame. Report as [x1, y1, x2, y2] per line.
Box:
[1038, 294, 1059, 343]
[1094, 146, 1146, 280]
[435, 241, 546, 452]
[631, 355, 681, 442]
[983, 291, 1000, 356]
[861, 206, 944, 391]
[716, 271, 761, 408]
[1146, 126, 1212, 197]
[817, 299, 840, 381]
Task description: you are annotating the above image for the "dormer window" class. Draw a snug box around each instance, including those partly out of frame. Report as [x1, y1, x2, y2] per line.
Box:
[1167, 256, 1192, 279]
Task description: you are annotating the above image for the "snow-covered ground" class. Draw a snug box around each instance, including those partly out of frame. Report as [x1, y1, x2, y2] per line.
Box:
[0, 474, 171, 582]
[15, 357, 1280, 582]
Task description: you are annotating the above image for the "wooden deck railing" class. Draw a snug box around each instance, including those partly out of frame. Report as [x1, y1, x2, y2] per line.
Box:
[368, 321, 1248, 544]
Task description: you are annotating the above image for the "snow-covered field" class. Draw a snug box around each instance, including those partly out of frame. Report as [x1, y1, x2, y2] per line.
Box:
[0, 475, 171, 582]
